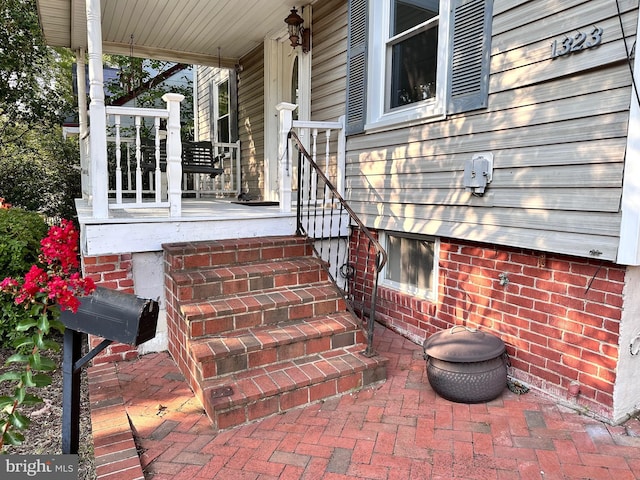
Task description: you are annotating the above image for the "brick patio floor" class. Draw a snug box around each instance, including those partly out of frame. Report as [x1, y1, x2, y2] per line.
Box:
[88, 324, 640, 480]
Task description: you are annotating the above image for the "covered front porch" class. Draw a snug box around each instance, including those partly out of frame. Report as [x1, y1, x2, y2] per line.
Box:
[38, 3, 389, 423]
[76, 105, 345, 257]
[35, 0, 332, 242]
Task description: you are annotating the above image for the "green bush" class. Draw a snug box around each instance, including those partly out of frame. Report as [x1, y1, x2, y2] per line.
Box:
[0, 208, 47, 278]
[0, 208, 48, 347]
[0, 126, 81, 220]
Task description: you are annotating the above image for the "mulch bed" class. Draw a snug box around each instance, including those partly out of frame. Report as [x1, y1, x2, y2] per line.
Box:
[0, 332, 96, 479]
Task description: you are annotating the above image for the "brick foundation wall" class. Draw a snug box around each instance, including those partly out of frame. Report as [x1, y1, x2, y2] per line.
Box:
[82, 254, 139, 364]
[354, 230, 625, 419]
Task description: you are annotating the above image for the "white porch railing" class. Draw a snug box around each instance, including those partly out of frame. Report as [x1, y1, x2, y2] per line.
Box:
[103, 94, 241, 216]
[104, 93, 182, 215]
[188, 140, 241, 199]
[277, 102, 346, 213]
[292, 118, 346, 198]
[106, 105, 171, 209]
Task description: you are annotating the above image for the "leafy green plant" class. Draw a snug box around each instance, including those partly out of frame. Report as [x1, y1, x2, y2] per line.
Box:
[0, 206, 49, 347]
[0, 127, 81, 220]
[0, 207, 48, 278]
[0, 220, 95, 450]
[0, 0, 71, 132]
[1, 0, 78, 220]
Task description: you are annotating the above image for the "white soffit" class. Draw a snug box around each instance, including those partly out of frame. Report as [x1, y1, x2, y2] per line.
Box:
[36, 0, 304, 66]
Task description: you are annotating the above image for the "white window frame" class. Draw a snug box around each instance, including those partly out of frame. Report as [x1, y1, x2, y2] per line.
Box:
[366, 0, 451, 130]
[211, 70, 231, 144]
[379, 231, 440, 300]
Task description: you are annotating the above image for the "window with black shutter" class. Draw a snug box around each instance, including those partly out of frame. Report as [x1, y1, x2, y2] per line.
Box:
[345, 0, 493, 134]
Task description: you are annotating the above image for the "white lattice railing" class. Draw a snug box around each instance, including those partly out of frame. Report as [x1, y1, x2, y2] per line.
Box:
[105, 103, 175, 211]
[187, 140, 241, 199]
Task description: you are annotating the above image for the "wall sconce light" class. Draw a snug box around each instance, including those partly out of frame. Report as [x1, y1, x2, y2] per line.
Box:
[284, 7, 311, 53]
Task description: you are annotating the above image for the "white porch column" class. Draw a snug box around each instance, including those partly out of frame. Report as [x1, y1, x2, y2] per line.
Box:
[163, 93, 185, 217]
[276, 102, 296, 213]
[86, 0, 108, 218]
[75, 48, 91, 200]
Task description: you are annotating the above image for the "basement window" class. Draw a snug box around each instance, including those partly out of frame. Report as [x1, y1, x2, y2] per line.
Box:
[380, 232, 438, 300]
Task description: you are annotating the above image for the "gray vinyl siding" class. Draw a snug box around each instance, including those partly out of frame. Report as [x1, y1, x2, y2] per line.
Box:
[345, 0, 637, 261]
[311, 0, 348, 122]
[238, 45, 265, 199]
[196, 66, 215, 141]
[309, 0, 348, 186]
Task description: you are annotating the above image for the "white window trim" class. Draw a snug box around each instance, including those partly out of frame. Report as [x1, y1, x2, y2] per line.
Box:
[365, 0, 451, 131]
[379, 231, 440, 301]
[210, 69, 230, 144]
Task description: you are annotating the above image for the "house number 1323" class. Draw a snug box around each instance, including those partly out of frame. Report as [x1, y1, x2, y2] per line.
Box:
[551, 26, 603, 58]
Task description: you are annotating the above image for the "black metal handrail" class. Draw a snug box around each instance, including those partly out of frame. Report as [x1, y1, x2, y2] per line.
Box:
[288, 130, 387, 356]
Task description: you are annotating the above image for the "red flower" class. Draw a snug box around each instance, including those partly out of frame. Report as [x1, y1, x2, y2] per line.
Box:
[4, 219, 95, 313]
[0, 277, 18, 291]
[21, 265, 47, 297]
[40, 219, 79, 273]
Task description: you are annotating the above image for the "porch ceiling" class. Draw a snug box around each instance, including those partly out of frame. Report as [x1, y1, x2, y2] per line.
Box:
[36, 0, 302, 67]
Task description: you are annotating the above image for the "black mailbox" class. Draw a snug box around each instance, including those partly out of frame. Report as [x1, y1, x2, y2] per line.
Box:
[60, 286, 159, 346]
[61, 287, 160, 454]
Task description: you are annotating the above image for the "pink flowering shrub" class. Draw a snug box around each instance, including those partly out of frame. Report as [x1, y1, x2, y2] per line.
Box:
[0, 219, 95, 449]
[1, 219, 95, 315]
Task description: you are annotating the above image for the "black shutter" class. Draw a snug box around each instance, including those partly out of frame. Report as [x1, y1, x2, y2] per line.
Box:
[447, 0, 493, 114]
[345, 0, 368, 135]
[229, 69, 238, 142]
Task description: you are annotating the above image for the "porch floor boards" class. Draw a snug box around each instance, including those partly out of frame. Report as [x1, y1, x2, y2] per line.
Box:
[78, 198, 289, 222]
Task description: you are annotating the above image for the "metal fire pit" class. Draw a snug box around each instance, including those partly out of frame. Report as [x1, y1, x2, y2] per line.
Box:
[423, 326, 507, 403]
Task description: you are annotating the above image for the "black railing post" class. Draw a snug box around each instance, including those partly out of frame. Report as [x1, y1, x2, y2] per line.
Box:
[295, 139, 303, 236]
[364, 251, 383, 357]
[62, 328, 82, 454]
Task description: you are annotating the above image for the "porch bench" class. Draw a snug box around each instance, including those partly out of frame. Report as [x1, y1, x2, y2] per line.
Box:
[140, 140, 224, 178]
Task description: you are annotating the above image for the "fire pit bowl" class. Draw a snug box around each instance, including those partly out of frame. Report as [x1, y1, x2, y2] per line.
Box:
[423, 326, 507, 403]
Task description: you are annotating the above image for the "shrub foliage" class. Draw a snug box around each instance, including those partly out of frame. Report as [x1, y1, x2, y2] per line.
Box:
[0, 208, 48, 346]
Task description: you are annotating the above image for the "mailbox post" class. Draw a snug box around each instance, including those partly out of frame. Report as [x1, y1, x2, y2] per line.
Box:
[61, 329, 82, 455]
[60, 287, 159, 454]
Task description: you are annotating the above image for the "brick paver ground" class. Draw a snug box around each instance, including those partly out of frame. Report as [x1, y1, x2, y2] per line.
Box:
[88, 324, 640, 479]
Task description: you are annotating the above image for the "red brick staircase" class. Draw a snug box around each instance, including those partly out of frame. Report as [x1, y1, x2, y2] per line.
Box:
[164, 236, 387, 430]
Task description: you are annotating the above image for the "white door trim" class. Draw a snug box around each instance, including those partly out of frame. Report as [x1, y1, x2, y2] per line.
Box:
[264, 7, 312, 201]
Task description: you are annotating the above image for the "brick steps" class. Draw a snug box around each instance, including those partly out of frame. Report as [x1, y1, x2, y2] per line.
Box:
[181, 283, 346, 338]
[190, 311, 364, 381]
[164, 235, 387, 432]
[202, 344, 386, 430]
[164, 236, 312, 271]
[171, 257, 327, 301]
